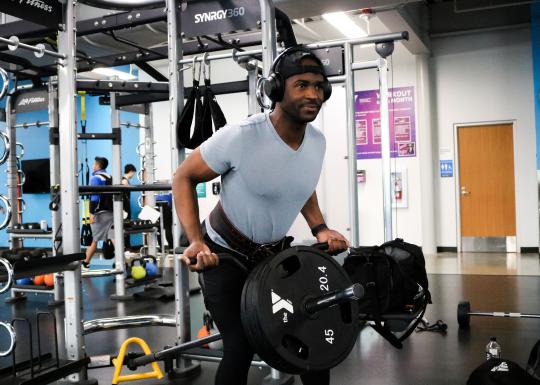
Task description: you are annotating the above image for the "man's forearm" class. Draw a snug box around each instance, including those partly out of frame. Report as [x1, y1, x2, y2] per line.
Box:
[301, 191, 325, 229]
[172, 173, 204, 243]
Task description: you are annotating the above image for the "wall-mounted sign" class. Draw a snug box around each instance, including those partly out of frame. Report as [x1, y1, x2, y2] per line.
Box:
[355, 86, 416, 160]
[440, 160, 454, 178]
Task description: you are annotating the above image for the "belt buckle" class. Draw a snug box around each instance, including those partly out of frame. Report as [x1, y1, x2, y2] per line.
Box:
[252, 243, 275, 262]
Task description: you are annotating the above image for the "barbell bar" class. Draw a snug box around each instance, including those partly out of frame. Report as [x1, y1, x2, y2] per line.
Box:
[457, 300, 540, 328]
[127, 283, 361, 371]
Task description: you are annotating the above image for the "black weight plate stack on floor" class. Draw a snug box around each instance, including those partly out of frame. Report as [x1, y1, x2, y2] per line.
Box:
[241, 246, 359, 374]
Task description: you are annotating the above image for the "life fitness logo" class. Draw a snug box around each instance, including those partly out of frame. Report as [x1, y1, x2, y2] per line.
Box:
[194, 6, 246, 24]
[18, 97, 46, 107]
[18, 0, 54, 13]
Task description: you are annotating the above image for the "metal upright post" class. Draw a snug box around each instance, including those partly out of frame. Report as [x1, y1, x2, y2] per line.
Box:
[259, 0, 277, 77]
[378, 58, 393, 242]
[247, 64, 259, 116]
[110, 92, 128, 300]
[344, 43, 360, 247]
[259, 2, 293, 384]
[57, 0, 85, 379]
[167, 0, 199, 377]
[5, 96, 21, 250]
[48, 79, 64, 306]
[143, 105, 157, 256]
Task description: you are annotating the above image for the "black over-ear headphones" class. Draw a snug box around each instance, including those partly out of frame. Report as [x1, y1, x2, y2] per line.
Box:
[263, 45, 332, 103]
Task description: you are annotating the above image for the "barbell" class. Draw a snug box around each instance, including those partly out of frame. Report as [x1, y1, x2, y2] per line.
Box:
[127, 246, 363, 374]
[457, 300, 540, 328]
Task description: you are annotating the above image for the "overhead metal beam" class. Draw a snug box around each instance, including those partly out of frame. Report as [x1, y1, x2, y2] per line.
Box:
[76, 79, 169, 93]
[135, 62, 168, 82]
[78, 0, 164, 10]
[0, 8, 167, 41]
[77, 31, 267, 73]
[108, 80, 249, 107]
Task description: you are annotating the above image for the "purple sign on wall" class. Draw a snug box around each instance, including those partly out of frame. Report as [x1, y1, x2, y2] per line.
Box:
[355, 86, 416, 159]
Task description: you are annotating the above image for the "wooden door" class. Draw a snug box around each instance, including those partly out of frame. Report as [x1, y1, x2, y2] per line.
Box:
[458, 124, 516, 237]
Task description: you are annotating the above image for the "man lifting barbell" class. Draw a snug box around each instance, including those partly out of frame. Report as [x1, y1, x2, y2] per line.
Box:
[172, 45, 349, 385]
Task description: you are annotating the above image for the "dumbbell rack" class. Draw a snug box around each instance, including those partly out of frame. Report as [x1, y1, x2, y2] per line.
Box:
[0, 312, 90, 385]
[0, 247, 62, 306]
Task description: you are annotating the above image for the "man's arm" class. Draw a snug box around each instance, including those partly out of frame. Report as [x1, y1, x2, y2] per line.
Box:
[301, 191, 349, 253]
[301, 191, 325, 229]
[172, 148, 220, 270]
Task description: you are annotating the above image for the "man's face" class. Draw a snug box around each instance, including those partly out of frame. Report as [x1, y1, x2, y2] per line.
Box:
[93, 161, 100, 172]
[279, 58, 325, 124]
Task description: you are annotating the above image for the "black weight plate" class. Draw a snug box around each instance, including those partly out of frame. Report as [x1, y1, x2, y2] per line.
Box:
[457, 301, 471, 328]
[243, 258, 294, 372]
[241, 246, 359, 374]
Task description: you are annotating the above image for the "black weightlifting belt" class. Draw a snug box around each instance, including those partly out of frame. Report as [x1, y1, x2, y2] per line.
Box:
[208, 201, 291, 263]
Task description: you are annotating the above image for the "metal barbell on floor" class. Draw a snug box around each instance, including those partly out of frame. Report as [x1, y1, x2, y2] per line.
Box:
[126, 246, 363, 374]
[457, 300, 540, 328]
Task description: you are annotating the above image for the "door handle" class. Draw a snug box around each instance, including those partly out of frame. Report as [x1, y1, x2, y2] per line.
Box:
[460, 186, 470, 196]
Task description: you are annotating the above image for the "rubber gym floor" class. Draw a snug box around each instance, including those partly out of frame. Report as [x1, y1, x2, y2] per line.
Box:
[1, 257, 539, 385]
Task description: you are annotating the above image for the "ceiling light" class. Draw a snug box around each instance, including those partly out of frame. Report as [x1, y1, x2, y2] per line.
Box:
[91, 67, 136, 80]
[322, 12, 367, 38]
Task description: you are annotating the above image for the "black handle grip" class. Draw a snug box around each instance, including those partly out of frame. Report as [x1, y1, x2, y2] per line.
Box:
[187, 254, 247, 273]
[311, 242, 329, 251]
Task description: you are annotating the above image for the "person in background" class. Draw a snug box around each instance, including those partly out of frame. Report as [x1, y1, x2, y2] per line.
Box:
[83, 156, 114, 268]
[122, 164, 137, 248]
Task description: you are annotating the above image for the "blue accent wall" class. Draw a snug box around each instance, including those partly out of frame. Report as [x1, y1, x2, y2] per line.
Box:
[0, 70, 143, 248]
[532, 4, 540, 168]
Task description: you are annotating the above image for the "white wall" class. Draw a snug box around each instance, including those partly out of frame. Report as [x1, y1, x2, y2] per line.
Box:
[142, 27, 539, 250]
[432, 27, 538, 248]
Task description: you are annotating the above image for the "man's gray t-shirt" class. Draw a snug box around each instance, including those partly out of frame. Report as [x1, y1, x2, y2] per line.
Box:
[200, 113, 325, 248]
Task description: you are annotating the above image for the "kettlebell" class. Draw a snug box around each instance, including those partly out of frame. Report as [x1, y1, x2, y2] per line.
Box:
[197, 313, 223, 350]
[131, 258, 147, 280]
[144, 256, 158, 278]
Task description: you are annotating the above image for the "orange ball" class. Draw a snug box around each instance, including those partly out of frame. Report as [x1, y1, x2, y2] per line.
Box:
[44, 274, 54, 287]
[34, 275, 45, 285]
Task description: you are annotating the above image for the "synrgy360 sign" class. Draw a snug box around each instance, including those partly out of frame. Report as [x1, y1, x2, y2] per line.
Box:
[182, 0, 259, 38]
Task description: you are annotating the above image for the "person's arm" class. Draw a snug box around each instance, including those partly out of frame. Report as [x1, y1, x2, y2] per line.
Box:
[88, 175, 104, 217]
[121, 177, 129, 186]
[301, 191, 349, 253]
[172, 148, 220, 270]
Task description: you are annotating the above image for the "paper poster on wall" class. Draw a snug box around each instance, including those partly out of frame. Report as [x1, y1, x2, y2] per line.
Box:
[196, 183, 207, 198]
[354, 86, 416, 159]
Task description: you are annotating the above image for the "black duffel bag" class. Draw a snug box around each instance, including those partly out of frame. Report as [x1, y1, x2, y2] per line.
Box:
[468, 359, 540, 385]
[343, 238, 431, 348]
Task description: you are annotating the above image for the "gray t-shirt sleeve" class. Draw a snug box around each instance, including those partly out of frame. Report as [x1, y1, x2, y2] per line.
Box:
[200, 125, 242, 175]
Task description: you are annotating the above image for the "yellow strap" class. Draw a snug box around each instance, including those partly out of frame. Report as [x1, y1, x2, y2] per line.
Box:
[79, 92, 86, 121]
[112, 337, 163, 384]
